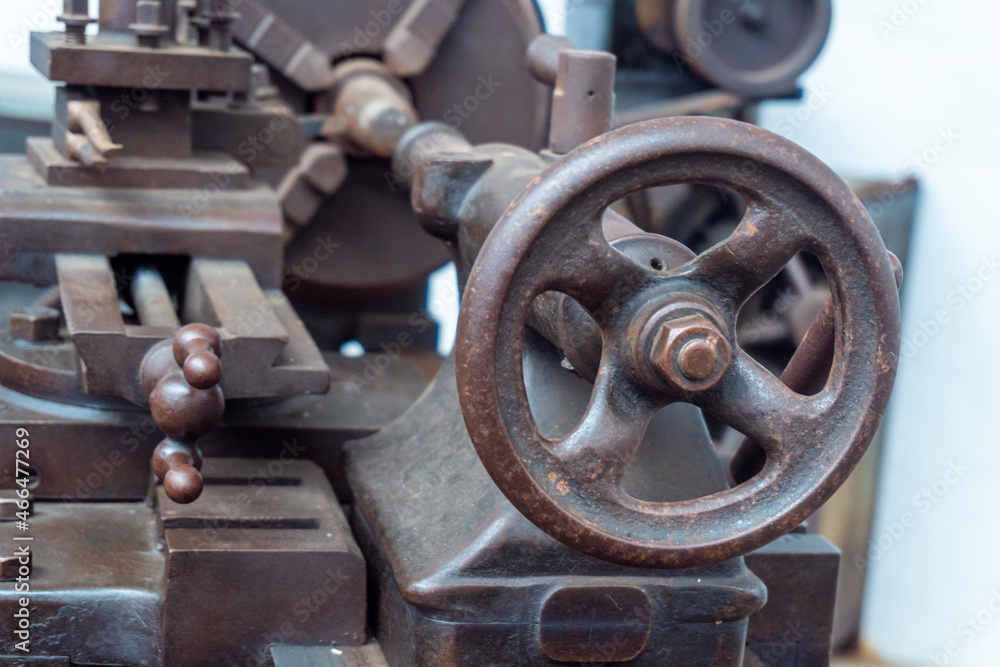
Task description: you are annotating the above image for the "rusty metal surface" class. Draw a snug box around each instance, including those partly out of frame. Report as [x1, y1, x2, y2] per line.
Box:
[817, 178, 920, 651]
[743, 532, 840, 666]
[0, 502, 164, 666]
[262, 0, 551, 301]
[544, 45, 617, 154]
[671, 0, 831, 96]
[56, 87, 193, 159]
[0, 2, 907, 662]
[191, 97, 304, 169]
[160, 458, 366, 667]
[346, 355, 765, 666]
[455, 116, 901, 568]
[0, 357, 430, 504]
[145, 323, 226, 503]
[31, 30, 253, 91]
[0, 458, 367, 666]
[324, 59, 419, 158]
[25, 137, 256, 189]
[0, 155, 284, 287]
[52, 255, 328, 407]
[729, 253, 902, 484]
[283, 161, 453, 301]
[0, 279, 432, 503]
[382, 0, 468, 77]
[278, 142, 350, 229]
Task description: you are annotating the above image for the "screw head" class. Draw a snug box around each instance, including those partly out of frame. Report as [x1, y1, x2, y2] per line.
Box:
[649, 314, 731, 391]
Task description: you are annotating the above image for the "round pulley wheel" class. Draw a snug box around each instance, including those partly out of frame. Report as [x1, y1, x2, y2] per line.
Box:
[639, 0, 832, 97]
[455, 116, 900, 569]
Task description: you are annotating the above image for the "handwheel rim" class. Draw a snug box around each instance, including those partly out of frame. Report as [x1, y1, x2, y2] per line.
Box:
[456, 116, 900, 569]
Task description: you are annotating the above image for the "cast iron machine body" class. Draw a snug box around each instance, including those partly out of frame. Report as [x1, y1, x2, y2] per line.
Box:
[344, 34, 901, 665]
[0, 2, 904, 665]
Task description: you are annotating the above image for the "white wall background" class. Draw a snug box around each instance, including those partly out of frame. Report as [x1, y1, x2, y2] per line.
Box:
[762, 3, 1000, 666]
[0, 1, 81, 118]
[2, 1, 997, 664]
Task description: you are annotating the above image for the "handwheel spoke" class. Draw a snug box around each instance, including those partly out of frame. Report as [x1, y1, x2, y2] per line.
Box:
[691, 350, 826, 461]
[676, 204, 806, 309]
[546, 215, 657, 319]
[551, 365, 656, 491]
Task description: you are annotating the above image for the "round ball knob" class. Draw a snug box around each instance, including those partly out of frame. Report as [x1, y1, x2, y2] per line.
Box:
[152, 438, 205, 504]
[164, 465, 204, 504]
[152, 438, 203, 479]
[183, 350, 223, 389]
[173, 323, 222, 366]
[140, 343, 179, 397]
[149, 372, 225, 441]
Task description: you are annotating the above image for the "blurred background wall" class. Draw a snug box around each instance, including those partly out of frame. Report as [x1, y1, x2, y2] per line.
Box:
[749, 3, 999, 665]
[1, 1, 996, 664]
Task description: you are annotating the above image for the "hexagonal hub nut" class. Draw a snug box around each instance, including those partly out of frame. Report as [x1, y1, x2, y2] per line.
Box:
[649, 314, 732, 391]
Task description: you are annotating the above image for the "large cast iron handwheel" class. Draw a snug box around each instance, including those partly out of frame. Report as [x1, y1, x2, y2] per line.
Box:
[455, 116, 900, 569]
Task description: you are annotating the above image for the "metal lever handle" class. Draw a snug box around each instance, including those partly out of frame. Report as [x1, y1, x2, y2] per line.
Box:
[142, 324, 225, 504]
[526, 34, 616, 155]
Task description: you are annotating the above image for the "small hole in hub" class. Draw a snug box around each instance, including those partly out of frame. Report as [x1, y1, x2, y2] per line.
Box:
[649, 258, 665, 271]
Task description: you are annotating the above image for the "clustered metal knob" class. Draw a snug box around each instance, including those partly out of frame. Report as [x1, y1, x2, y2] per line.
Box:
[143, 324, 225, 504]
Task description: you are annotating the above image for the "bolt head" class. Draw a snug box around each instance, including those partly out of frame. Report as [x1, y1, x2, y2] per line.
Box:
[678, 339, 719, 381]
[649, 314, 731, 391]
[10, 306, 61, 343]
